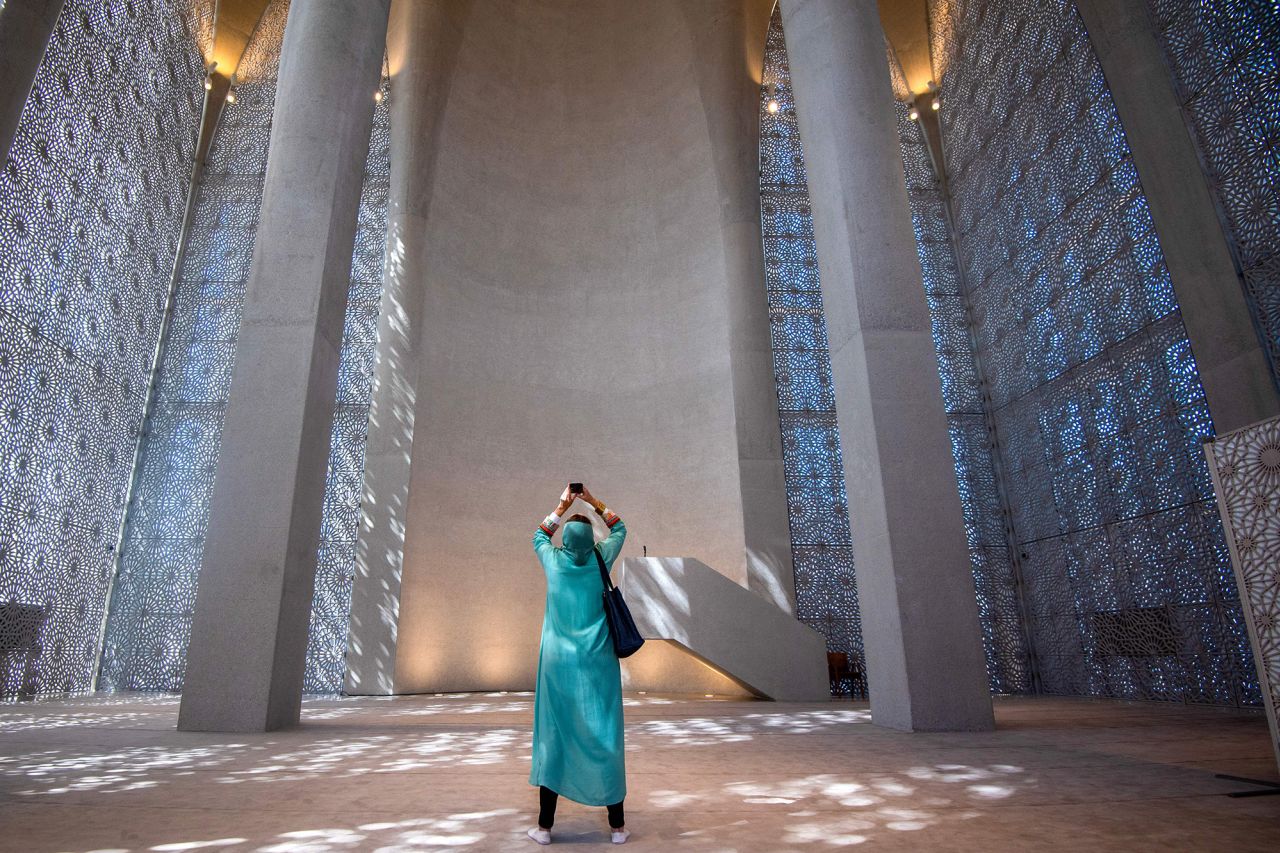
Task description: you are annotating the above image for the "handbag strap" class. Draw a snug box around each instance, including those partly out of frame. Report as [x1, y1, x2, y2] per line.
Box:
[593, 545, 615, 592]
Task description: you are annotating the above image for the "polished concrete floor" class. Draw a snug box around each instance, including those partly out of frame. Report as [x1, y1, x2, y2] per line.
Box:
[0, 693, 1277, 852]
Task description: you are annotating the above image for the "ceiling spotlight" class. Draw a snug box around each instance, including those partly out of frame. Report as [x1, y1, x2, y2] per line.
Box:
[204, 76, 213, 91]
[225, 89, 236, 104]
[909, 105, 920, 120]
[767, 98, 780, 114]
[931, 96, 940, 111]
[374, 89, 384, 104]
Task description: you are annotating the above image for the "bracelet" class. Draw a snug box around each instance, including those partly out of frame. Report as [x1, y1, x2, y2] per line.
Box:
[544, 512, 561, 526]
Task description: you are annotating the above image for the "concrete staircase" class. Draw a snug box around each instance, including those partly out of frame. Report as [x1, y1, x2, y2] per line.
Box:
[617, 557, 830, 701]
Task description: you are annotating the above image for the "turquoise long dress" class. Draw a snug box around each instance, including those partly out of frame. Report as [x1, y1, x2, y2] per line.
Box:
[529, 515, 628, 806]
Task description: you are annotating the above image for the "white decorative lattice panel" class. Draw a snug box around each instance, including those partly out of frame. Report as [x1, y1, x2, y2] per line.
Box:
[1205, 417, 1280, 768]
[759, 8, 863, 679]
[0, 0, 213, 700]
[895, 101, 1032, 693]
[925, 0, 1257, 704]
[100, 0, 390, 695]
[1147, 0, 1280, 389]
[99, 0, 291, 693]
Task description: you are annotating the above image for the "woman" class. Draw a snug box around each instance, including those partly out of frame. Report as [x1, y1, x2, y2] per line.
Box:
[528, 483, 629, 845]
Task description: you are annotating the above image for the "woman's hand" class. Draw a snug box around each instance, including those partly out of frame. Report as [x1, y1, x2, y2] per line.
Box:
[579, 486, 605, 513]
[555, 484, 575, 515]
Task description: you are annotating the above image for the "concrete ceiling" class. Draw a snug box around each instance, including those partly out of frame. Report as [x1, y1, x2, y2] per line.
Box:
[210, 0, 273, 78]
[878, 0, 934, 98]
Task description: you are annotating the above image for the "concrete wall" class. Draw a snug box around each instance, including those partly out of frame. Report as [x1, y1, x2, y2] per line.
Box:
[379, 0, 794, 693]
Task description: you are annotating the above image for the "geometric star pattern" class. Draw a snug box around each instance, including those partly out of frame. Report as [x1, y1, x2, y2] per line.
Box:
[97, 0, 292, 693]
[1147, 0, 1280, 392]
[759, 8, 864, 679]
[1206, 417, 1280, 751]
[929, 0, 1259, 705]
[1, 0, 1267, 709]
[0, 0, 215, 696]
[0, 0, 214, 699]
[895, 100, 1033, 694]
[95, 0, 391, 697]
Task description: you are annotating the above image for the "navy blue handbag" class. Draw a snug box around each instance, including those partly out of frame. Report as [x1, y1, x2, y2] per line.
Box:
[594, 545, 645, 658]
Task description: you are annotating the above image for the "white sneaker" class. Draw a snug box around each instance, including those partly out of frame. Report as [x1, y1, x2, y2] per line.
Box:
[527, 827, 551, 845]
[611, 828, 630, 844]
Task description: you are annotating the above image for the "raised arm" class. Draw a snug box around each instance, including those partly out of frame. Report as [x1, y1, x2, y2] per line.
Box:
[580, 486, 626, 566]
[533, 484, 577, 562]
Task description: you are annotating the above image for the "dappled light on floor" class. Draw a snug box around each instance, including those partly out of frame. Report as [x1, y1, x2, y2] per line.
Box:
[0, 695, 181, 734]
[0, 694, 1276, 852]
[299, 692, 534, 721]
[648, 764, 1025, 845]
[632, 708, 872, 745]
[252, 811, 519, 852]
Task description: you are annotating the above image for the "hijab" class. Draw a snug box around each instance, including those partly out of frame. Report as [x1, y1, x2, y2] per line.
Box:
[561, 519, 596, 562]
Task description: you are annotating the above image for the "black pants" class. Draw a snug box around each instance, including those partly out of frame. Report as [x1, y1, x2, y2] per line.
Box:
[539, 786, 624, 829]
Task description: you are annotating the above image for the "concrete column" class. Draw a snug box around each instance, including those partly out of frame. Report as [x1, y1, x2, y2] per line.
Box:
[0, 0, 64, 161]
[1075, 0, 1280, 432]
[345, 0, 471, 696]
[179, 0, 390, 732]
[780, 0, 993, 731]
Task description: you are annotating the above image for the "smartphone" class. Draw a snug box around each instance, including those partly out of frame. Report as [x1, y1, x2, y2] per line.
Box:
[569, 482, 583, 494]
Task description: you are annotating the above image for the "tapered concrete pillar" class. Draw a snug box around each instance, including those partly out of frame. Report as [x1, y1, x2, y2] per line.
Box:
[179, 0, 390, 732]
[0, 0, 64, 160]
[1075, 0, 1280, 432]
[344, 0, 469, 696]
[780, 0, 993, 731]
